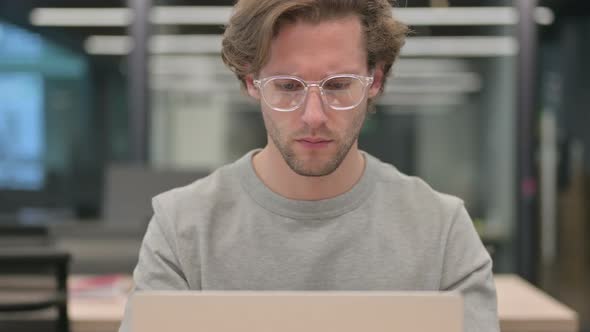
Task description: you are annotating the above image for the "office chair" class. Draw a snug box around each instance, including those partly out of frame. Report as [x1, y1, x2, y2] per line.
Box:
[0, 224, 71, 332]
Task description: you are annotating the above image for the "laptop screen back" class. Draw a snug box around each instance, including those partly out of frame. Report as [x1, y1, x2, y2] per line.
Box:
[131, 291, 463, 332]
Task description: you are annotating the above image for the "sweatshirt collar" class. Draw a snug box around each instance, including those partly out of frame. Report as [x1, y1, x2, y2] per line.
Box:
[236, 149, 376, 220]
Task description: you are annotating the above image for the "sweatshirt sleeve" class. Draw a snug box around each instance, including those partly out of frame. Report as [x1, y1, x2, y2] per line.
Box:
[118, 198, 190, 332]
[440, 204, 500, 332]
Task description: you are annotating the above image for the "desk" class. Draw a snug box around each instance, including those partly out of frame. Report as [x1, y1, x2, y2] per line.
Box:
[495, 275, 579, 332]
[66, 274, 578, 332]
[68, 275, 131, 332]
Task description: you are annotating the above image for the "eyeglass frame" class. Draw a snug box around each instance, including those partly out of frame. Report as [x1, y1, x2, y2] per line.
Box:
[252, 73, 374, 112]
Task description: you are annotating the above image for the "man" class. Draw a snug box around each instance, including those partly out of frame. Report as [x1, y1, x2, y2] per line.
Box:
[119, 0, 499, 331]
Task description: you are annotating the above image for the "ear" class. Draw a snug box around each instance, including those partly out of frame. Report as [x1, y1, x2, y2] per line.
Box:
[368, 62, 385, 98]
[244, 74, 261, 100]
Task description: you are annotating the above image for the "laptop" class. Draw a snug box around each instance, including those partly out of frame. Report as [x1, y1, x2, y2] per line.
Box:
[131, 291, 463, 332]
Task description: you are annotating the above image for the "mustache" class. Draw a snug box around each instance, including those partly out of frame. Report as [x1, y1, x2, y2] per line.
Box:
[291, 127, 334, 139]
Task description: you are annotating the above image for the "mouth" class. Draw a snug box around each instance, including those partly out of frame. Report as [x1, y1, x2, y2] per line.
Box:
[295, 137, 333, 149]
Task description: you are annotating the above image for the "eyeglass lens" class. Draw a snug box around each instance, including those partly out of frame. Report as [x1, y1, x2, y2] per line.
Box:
[262, 76, 366, 111]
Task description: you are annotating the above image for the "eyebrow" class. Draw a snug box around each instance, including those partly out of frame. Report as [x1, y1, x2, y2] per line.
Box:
[265, 70, 366, 78]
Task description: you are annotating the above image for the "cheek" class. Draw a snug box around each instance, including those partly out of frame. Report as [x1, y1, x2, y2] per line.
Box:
[261, 107, 290, 136]
[348, 106, 367, 133]
[260, 108, 275, 132]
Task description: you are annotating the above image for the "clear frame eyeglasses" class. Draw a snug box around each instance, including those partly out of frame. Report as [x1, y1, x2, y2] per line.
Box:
[253, 73, 374, 112]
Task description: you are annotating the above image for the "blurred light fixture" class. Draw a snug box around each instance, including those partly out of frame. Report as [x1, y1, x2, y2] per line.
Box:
[396, 7, 517, 25]
[151, 6, 231, 25]
[85, 36, 132, 55]
[30, 8, 132, 26]
[151, 76, 232, 92]
[31, 6, 554, 27]
[84, 35, 222, 55]
[390, 72, 482, 93]
[149, 56, 480, 94]
[85, 35, 516, 57]
[150, 35, 222, 54]
[150, 55, 226, 75]
[148, 57, 472, 76]
[395, 59, 469, 73]
[402, 36, 518, 57]
[151, 6, 553, 26]
[151, 75, 478, 97]
[378, 93, 467, 107]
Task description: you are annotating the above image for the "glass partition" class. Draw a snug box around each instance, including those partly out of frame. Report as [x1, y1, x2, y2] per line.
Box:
[0, 0, 129, 220]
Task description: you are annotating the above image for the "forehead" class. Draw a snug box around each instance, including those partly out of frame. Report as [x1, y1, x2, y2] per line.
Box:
[262, 15, 367, 77]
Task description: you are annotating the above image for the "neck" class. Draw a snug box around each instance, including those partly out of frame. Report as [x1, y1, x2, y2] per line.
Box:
[252, 142, 365, 201]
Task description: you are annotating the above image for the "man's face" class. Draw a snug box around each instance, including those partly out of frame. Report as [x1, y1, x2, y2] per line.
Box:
[246, 15, 382, 177]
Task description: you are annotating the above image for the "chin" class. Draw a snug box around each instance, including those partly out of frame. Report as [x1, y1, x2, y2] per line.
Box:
[288, 157, 341, 177]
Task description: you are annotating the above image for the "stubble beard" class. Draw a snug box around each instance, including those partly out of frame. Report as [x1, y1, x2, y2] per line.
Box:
[263, 109, 366, 177]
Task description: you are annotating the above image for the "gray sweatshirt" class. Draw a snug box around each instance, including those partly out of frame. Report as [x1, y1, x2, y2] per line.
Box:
[119, 150, 499, 332]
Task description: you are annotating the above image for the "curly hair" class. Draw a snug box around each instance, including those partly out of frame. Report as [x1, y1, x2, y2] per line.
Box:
[221, 0, 408, 98]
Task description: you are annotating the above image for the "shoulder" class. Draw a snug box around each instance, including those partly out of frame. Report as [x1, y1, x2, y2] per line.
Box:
[149, 157, 245, 232]
[155, 161, 239, 212]
[366, 153, 466, 229]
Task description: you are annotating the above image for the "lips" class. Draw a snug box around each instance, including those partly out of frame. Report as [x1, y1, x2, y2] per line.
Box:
[298, 138, 330, 143]
[297, 137, 332, 143]
[296, 137, 333, 149]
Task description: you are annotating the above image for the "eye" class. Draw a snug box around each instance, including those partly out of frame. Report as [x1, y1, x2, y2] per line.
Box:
[324, 78, 353, 91]
[272, 79, 304, 92]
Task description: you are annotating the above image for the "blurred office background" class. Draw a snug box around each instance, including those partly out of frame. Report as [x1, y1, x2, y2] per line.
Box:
[0, 0, 588, 330]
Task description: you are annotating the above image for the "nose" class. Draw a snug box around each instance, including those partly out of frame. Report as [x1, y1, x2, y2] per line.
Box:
[300, 87, 328, 129]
